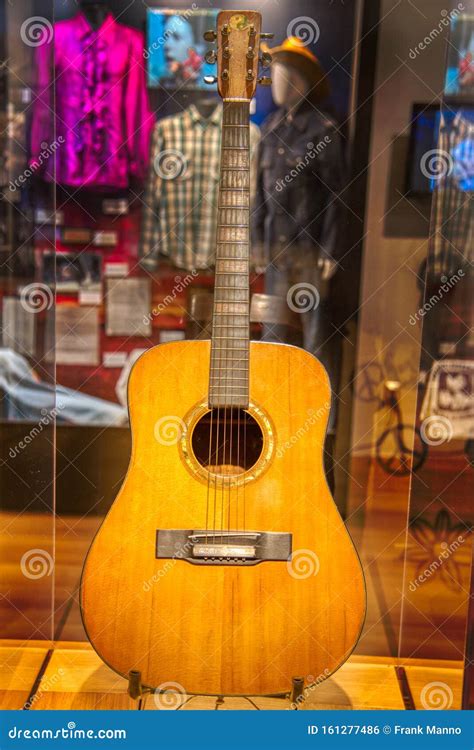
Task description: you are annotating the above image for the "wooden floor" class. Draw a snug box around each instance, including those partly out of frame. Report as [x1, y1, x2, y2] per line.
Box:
[0, 640, 464, 710]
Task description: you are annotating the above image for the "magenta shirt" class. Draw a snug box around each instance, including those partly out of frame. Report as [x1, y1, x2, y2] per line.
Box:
[31, 13, 155, 188]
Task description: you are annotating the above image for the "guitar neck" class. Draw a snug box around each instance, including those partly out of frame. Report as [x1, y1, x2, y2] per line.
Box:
[209, 100, 251, 409]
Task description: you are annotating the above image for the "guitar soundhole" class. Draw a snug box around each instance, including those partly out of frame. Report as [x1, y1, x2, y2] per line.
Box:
[191, 408, 264, 476]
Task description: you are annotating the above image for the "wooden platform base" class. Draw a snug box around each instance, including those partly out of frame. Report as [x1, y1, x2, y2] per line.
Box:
[0, 641, 464, 710]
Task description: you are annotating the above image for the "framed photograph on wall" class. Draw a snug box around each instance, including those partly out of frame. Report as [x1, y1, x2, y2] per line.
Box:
[445, 14, 474, 100]
[146, 8, 219, 90]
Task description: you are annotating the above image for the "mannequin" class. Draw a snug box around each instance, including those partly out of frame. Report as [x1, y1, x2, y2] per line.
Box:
[271, 60, 336, 283]
[252, 38, 346, 489]
[79, 0, 111, 31]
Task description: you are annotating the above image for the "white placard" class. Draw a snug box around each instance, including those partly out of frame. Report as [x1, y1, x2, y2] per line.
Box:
[79, 289, 102, 306]
[104, 262, 129, 278]
[105, 278, 152, 337]
[103, 351, 129, 368]
[56, 305, 99, 365]
[2, 297, 35, 355]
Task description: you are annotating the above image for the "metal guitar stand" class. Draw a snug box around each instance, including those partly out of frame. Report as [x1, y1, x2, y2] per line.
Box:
[128, 670, 152, 701]
[127, 670, 307, 709]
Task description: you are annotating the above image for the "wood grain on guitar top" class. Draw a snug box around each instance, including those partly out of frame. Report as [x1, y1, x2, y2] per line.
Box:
[80, 340, 366, 696]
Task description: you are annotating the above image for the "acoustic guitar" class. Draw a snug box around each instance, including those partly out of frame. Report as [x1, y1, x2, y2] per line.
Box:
[81, 10, 366, 698]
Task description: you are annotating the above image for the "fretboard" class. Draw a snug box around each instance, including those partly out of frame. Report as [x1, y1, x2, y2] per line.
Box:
[209, 101, 250, 408]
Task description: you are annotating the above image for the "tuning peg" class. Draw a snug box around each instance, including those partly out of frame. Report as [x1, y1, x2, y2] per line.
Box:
[203, 75, 217, 85]
[258, 76, 272, 86]
[260, 52, 272, 67]
[203, 30, 217, 42]
[205, 50, 217, 64]
[260, 33, 274, 40]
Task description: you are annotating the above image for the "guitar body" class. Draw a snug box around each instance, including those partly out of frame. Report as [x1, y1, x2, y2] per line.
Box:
[81, 340, 366, 696]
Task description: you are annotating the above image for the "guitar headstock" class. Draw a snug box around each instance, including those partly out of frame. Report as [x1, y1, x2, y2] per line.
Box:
[204, 10, 273, 101]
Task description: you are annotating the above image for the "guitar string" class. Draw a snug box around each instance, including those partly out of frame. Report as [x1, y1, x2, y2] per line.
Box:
[233, 101, 249, 537]
[221, 100, 231, 546]
[205, 103, 216, 543]
[229, 102, 241, 537]
[217, 100, 232, 546]
[212, 102, 225, 543]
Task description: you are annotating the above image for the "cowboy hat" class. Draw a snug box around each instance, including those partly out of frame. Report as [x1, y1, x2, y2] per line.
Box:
[263, 36, 330, 101]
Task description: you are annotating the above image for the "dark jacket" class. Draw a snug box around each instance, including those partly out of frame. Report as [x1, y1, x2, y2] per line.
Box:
[251, 101, 346, 265]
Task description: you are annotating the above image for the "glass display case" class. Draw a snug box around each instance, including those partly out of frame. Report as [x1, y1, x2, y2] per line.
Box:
[0, 0, 472, 713]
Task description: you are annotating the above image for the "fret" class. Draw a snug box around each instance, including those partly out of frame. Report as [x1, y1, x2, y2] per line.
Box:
[213, 336, 247, 342]
[216, 240, 248, 245]
[214, 284, 248, 290]
[215, 262, 248, 268]
[216, 270, 247, 280]
[218, 224, 249, 229]
[210, 388, 248, 392]
[210, 344, 248, 362]
[218, 206, 248, 211]
[214, 308, 248, 313]
[210, 382, 249, 387]
[220, 167, 249, 172]
[211, 383, 245, 396]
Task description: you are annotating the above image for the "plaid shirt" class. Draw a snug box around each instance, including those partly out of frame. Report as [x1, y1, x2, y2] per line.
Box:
[140, 104, 260, 271]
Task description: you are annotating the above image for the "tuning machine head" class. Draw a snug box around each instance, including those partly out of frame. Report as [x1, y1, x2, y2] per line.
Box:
[203, 75, 217, 85]
[203, 29, 217, 42]
[260, 51, 272, 67]
[205, 50, 217, 65]
[258, 76, 272, 86]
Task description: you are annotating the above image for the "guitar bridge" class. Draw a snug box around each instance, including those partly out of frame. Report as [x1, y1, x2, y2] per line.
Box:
[155, 530, 292, 566]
